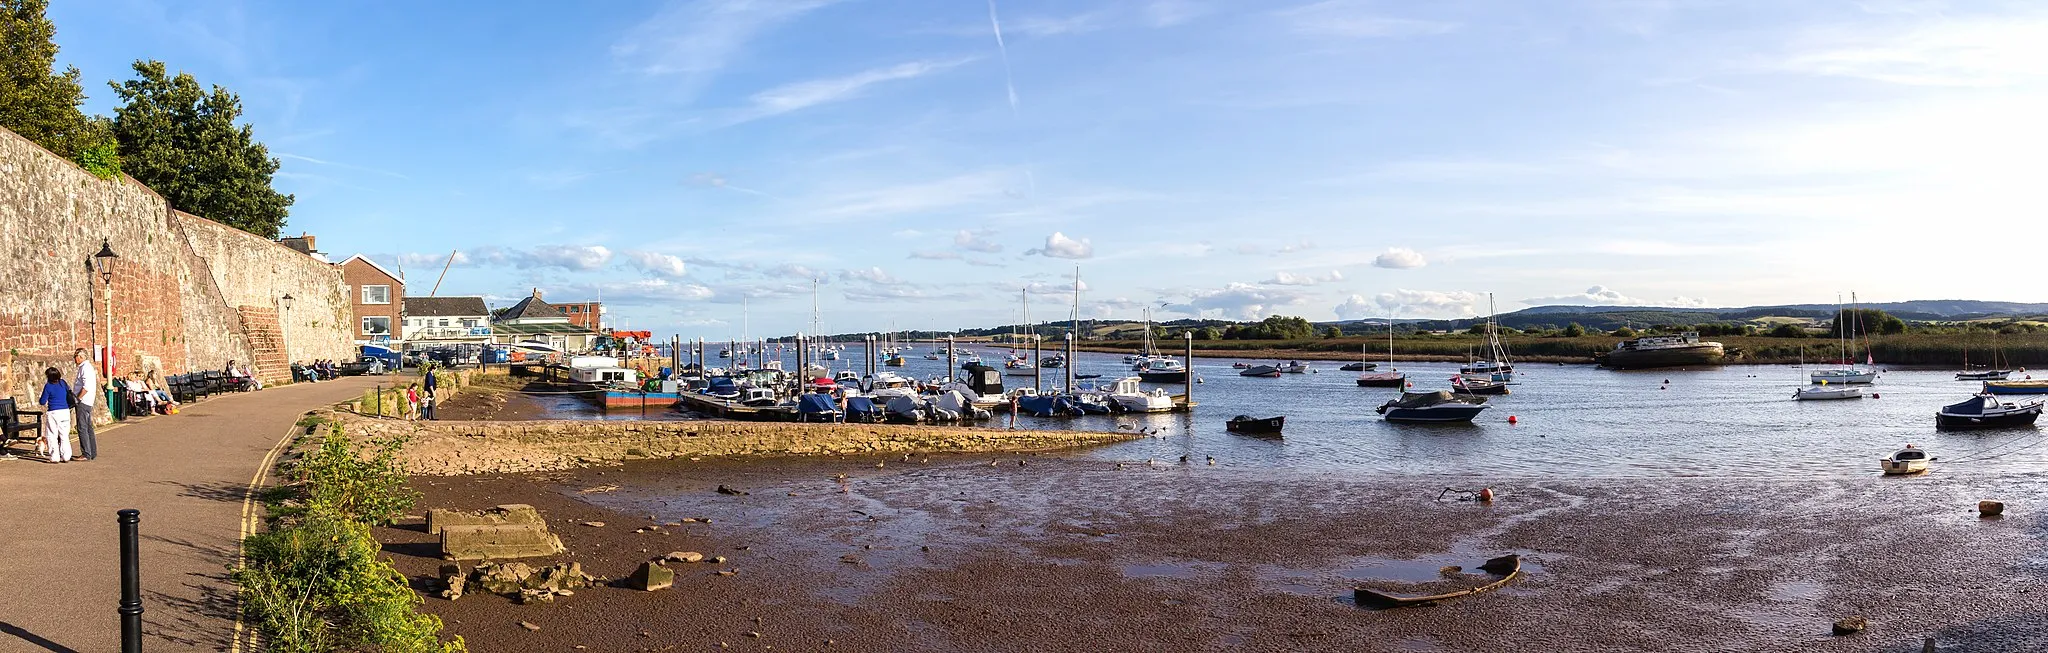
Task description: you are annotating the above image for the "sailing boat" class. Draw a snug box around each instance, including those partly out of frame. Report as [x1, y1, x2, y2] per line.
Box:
[1134, 307, 1188, 383]
[1810, 293, 1876, 385]
[1460, 293, 1515, 383]
[1957, 333, 2012, 381]
[1007, 289, 1039, 377]
[1357, 316, 1407, 388]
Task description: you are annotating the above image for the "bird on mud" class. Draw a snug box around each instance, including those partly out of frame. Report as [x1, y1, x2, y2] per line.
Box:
[1207, 456, 1216, 466]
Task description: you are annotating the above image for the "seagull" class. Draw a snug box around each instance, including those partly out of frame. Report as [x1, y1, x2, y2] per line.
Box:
[1207, 456, 1216, 466]
[1178, 455, 1188, 464]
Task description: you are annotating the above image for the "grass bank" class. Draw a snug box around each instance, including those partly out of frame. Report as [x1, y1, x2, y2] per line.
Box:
[233, 415, 466, 652]
[1079, 333, 2048, 366]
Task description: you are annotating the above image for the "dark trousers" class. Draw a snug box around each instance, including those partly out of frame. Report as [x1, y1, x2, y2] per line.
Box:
[75, 403, 98, 460]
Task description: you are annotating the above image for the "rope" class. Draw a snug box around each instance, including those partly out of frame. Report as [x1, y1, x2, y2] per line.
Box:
[1940, 433, 2048, 465]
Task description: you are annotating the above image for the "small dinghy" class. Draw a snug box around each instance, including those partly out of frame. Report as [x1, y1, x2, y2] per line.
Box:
[1240, 365, 1282, 378]
[1794, 385, 1862, 401]
[1451, 376, 1509, 396]
[1377, 391, 1490, 423]
[1958, 369, 2011, 381]
[1225, 414, 1284, 435]
[1354, 555, 1522, 608]
[1936, 393, 2045, 429]
[1880, 444, 1931, 475]
[1340, 362, 1375, 372]
[1232, 362, 1252, 369]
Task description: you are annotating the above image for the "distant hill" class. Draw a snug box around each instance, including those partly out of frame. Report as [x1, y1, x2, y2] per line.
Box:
[1392, 300, 2048, 332]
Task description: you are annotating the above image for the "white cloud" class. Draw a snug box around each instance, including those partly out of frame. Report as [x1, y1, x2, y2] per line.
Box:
[768, 263, 828, 281]
[908, 250, 962, 260]
[743, 59, 969, 120]
[623, 250, 688, 278]
[469, 245, 613, 271]
[1024, 232, 1094, 259]
[1160, 282, 1312, 320]
[843, 286, 979, 303]
[1263, 270, 1344, 286]
[1278, 1, 1460, 38]
[1374, 289, 1480, 318]
[1771, 16, 2048, 87]
[1522, 285, 1712, 308]
[1333, 294, 1375, 320]
[1087, 297, 1146, 318]
[1372, 247, 1427, 269]
[839, 266, 903, 285]
[558, 278, 715, 305]
[954, 229, 1003, 253]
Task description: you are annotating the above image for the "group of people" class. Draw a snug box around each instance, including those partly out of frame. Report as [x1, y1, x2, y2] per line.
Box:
[403, 364, 439, 420]
[30, 349, 103, 463]
[296, 359, 348, 382]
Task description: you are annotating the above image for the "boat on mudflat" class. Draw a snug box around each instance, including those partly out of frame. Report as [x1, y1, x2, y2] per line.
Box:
[1936, 393, 2045, 429]
[1983, 379, 2048, 395]
[1597, 332, 1725, 369]
[1880, 445, 1931, 475]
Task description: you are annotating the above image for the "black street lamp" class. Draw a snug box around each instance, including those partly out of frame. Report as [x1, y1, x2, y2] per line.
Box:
[92, 239, 118, 284]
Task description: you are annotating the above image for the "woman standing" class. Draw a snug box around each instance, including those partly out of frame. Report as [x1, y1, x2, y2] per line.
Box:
[37, 367, 74, 463]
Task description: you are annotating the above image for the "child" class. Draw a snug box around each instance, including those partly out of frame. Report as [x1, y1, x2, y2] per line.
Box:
[405, 383, 421, 421]
[36, 367, 74, 463]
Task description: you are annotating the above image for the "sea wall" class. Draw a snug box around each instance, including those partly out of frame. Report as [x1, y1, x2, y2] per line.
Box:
[0, 126, 352, 411]
[328, 412, 1143, 476]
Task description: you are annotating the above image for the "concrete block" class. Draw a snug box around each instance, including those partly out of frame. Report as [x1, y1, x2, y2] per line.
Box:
[630, 561, 674, 591]
[427, 503, 544, 535]
[440, 523, 565, 561]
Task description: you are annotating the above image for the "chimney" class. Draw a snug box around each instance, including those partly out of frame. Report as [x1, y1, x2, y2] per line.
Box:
[302, 234, 316, 251]
[532, 288, 543, 300]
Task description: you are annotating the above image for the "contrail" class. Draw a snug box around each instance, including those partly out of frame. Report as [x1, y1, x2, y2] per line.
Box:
[986, 0, 1019, 113]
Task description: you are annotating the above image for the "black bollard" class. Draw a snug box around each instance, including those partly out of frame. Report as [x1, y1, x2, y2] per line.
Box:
[118, 508, 142, 653]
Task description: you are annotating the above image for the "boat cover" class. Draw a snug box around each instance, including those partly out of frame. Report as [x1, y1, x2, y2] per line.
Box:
[1384, 390, 1482, 408]
[885, 396, 927, 418]
[796, 393, 838, 416]
[845, 396, 883, 417]
[705, 377, 739, 397]
[935, 390, 971, 414]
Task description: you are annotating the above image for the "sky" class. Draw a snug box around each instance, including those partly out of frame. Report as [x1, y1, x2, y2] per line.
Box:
[45, 0, 2048, 338]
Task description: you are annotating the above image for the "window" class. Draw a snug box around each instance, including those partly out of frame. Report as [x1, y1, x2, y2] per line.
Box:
[362, 285, 391, 304]
[461, 318, 480, 328]
[362, 316, 391, 335]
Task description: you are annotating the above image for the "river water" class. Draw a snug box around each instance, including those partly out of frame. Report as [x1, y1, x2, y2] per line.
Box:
[543, 349, 2048, 479]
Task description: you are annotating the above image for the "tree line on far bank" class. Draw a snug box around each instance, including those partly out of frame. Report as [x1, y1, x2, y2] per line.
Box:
[1147, 308, 2040, 342]
[0, 0, 292, 237]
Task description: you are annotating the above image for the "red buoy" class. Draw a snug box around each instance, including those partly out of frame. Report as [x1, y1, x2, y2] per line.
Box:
[1478, 488, 1495, 502]
[1507, 415, 1519, 424]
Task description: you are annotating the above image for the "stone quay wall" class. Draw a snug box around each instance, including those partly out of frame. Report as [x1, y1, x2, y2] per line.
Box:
[332, 413, 1143, 476]
[0, 126, 352, 414]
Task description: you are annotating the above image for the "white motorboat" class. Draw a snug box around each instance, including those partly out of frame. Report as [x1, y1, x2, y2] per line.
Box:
[1276, 361, 1308, 374]
[1794, 385, 1863, 400]
[1880, 445, 1930, 475]
[1106, 377, 1175, 413]
[1810, 369, 1877, 385]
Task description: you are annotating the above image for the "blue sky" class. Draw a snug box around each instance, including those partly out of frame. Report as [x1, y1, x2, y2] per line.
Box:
[47, 0, 2048, 338]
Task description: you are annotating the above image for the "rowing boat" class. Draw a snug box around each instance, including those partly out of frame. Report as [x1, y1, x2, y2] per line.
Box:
[1353, 554, 1522, 608]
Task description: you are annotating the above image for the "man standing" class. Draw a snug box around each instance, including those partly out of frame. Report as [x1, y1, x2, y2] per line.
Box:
[421, 363, 438, 420]
[72, 349, 99, 461]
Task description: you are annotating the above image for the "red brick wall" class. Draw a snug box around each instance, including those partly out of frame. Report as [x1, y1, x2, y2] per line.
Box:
[559, 301, 603, 330]
[339, 259, 404, 343]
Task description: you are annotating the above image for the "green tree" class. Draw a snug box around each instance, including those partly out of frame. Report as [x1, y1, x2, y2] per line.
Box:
[1323, 326, 1343, 338]
[1194, 326, 1221, 340]
[1561, 322, 1586, 337]
[1829, 308, 1905, 337]
[1612, 326, 1637, 338]
[0, 0, 119, 176]
[109, 60, 293, 237]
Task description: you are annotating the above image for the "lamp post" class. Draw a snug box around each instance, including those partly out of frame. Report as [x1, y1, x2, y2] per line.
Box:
[280, 293, 295, 376]
[92, 240, 118, 385]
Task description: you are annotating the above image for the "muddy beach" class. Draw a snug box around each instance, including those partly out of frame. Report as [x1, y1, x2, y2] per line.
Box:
[382, 455, 2048, 652]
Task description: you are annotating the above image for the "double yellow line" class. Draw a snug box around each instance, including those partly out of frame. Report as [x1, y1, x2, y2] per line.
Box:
[228, 421, 303, 653]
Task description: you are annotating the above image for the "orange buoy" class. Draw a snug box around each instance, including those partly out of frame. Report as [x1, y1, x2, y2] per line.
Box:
[1478, 488, 1495, 502]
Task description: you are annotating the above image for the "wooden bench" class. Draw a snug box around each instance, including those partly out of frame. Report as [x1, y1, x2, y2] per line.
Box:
[1, 397, 43, 454]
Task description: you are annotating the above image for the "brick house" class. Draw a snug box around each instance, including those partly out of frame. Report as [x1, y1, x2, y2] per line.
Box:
[337, 255, 404, 344]
[557, 300, 604, 330]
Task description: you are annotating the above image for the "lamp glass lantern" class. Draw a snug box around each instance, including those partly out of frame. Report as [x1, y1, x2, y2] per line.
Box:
[281, 293, 295, 311]
[92, 239, 118, 284]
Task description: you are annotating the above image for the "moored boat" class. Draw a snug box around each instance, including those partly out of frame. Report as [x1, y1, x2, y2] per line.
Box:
[1984, 379, 2048, 395]
[1240, 365, 1281, 378]
[1107, 377, 1175, 413]
[1880, 444, 1930, 475]
[1794, 385, 1862, 400]
[1357, 371, 1406, 388]
[1340, 362, 1375, 372]
[1936, 393, 2045, 429]
[1810, 369, 1876, 385]
[1451, 376, 1509, 396]
[1376, 391, 1490, 423]
[1277, 361, 1308, 374]
[1957, 369, 2011, 381]
[1597, 332, 1726, 369]
[1226, 415, 1284, 435]
[1137, 357, 1190, 384]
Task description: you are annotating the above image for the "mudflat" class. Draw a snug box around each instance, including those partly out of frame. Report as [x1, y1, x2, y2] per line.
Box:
[380, 456, 2048, 652]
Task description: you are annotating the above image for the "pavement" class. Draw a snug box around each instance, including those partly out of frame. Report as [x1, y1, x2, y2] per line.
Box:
[0, 374, 385, 652]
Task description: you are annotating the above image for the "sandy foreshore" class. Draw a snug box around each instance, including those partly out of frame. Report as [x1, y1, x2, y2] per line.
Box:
[378, 456, 2048, 652]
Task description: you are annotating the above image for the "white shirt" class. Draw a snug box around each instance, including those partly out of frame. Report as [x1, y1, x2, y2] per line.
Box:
[75, 361, 97, 406]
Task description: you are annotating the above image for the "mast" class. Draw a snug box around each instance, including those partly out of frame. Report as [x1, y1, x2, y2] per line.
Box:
[1068, 266, 1080, 392]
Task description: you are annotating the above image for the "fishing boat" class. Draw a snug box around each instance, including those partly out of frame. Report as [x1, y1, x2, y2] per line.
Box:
[1879, 445, 1931, 475]
[1277, 361, 1308, 374]
[1376, 391, 1490, 423]
[1358, 325, 1407, 388]
[1451, 376, 1510, 396]
[1598, 332, 1726, 369]
[1983, 379, 2048, 395]
[1225, 415, 1285, 435]
[1240, 365, 1282, 378]
[1459, 294, 1515, 383]
[1340, 362, 1376, 372]
[1936, 393, 2045, 429]
[1794, 385, 1863, 400]
[1107, 377, 1175, 413]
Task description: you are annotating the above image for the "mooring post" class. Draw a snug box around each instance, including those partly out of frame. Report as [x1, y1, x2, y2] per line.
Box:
[1033, 335, 1042, 392]
[375, 383, 382, 416]
[1064, 333, 1075, 393]
[118, 508, 142, 653]
[947, 335, 956, 384]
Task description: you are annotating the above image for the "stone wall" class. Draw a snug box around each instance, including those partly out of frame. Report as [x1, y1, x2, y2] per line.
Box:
[331, 413, 1141, 476]
[0, 126, 352, 412]
[177, 211, 352, 379]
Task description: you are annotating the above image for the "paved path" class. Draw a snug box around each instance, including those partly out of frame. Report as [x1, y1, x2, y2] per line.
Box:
[0, 375, 385, 652]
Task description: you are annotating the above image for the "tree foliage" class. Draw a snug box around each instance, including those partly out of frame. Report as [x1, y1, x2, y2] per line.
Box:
[0, 0, 119, 177]
[109, 60, 293, 237]
[1769, 323, 1808, 338]
[1561, 322, 1586, 337]
[1223, 315, 1317, 340]
[1830, 308, 1906, 337]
